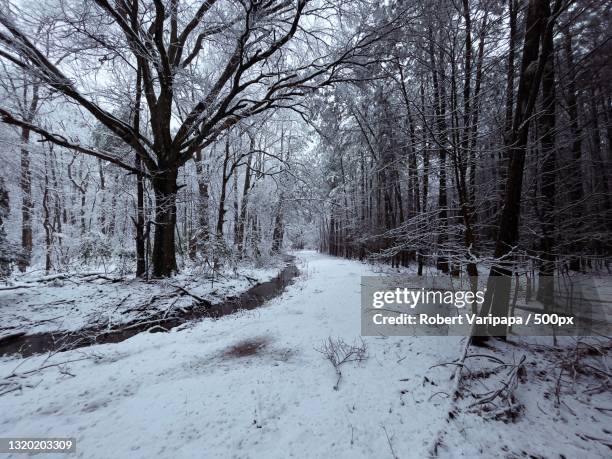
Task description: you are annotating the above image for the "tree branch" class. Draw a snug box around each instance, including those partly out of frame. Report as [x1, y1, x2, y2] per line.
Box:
[0, 107, 148, 177]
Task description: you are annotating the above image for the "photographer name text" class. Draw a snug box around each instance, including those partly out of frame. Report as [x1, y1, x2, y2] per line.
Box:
[372, 312, 575, 327]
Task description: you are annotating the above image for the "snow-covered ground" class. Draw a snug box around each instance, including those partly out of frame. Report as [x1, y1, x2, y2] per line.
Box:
[440, 335, 612, 458]
[0, 251, 609, 458]
[0, 264, 281, 337]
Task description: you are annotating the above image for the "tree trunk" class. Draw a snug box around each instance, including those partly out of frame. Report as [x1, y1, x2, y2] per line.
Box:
[469, 11, 488, 206]
[250, 213, 260, 257]
[98, 159, 108, 234]
[49, 151, 63, 257]
[216, 138, 231, 237]
[271, 193, 285, 253]
[0, 176, 10, 278]
[419, 78, 429, 275]
[42, 151, 53, 273]
[475, 0, 554, 340]
[236, 142, 253, 256]
[189, 147, 210, 259]
[563, 27, 583, 204]
[457, 0, 479, 293]
[151, 166, 179, 277]
[133, 81, 146, 276]
[588, 88, 611, 244]
[537, 1, 556, 309]
[562, 26, 584, 270]
[135, 154, 146, 277]
[420, 79, 429, 214]
[67, 156, 88, 235]
[499, 0, 518, 203]
[232, 162, 239, 246]
[19, 126, 33, 271]
[429, 28, 449, 273]
[17, 82, 39, 271]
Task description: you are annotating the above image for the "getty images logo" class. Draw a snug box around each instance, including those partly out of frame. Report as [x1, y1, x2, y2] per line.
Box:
[372, 288, 485, 309]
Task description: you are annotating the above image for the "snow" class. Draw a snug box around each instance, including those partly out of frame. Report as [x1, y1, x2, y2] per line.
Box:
[0, 251, 610, 458]
[437, 336, 612, 458]
[0, 264, 280, 337]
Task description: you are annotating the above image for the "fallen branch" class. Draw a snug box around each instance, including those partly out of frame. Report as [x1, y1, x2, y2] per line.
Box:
[0, 284, 38, 291]
[468, 355, 527, 422]
[315, 337, 367, 390]
[170, 284, 212, 307]
[79, 274, 124, 283]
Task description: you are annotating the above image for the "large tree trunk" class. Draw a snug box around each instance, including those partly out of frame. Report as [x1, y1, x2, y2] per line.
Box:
[126, 5, 147, 277]
[135, 154, 146, 277]
[151, 166, 178, 277]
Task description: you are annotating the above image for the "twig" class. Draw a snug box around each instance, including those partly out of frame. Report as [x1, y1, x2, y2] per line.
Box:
[428, 391, 450, 402]
[382, 425, 398, 459]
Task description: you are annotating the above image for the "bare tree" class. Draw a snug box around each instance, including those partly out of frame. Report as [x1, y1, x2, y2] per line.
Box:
[0, 0, 391, 276]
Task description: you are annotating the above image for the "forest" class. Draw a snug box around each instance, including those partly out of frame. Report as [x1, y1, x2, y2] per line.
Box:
[0, 0, 610, 458]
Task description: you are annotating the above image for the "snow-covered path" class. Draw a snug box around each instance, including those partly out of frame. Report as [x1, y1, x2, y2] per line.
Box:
[0, 251, 464, 458]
